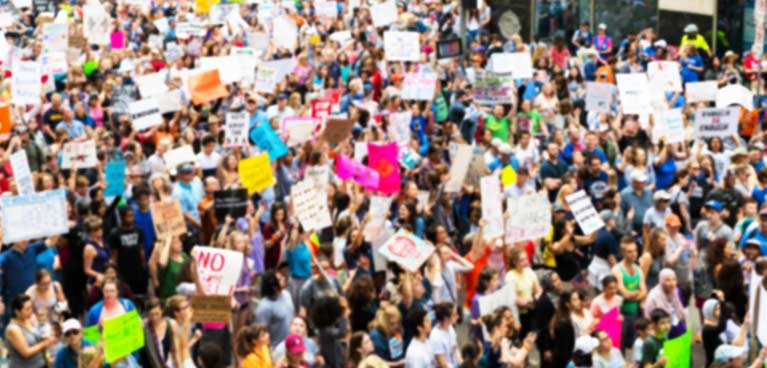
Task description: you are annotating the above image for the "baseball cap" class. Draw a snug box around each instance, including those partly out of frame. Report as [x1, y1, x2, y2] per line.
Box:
[277, 92, 289, 100]
[654, 39, 668, 48]
[751, 141, 765, 151]
[714, 344, 746, 363]
[653, 190, 671, 201]
[598, 23, 607, 30]
[684, 24, 698, 33]
[177, 163, 195, 174]
[491, 138, 503, 148]
[704, 200, 723, 212]
[574, 335, 599, 353]
[62, 318, 82, 334]
[284, 334, 305, 354]
[630, 170, 648, 182]
[499, 143, 513, 155]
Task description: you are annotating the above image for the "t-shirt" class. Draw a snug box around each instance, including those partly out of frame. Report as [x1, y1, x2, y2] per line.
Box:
[428, 326, 458, 368]
[255, 289, 295, 349]
[593, 347, 626, 368]
[640, 335, 663, 365]
[463, 247, 490, 308]
[405, 338, 434, 368]
[508, 268, 536, 304]
[108, 226, 146, 293]
[485, 114, 510, 143]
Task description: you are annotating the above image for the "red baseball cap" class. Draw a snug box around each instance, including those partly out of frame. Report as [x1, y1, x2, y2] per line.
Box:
[285, 334, 305, 354]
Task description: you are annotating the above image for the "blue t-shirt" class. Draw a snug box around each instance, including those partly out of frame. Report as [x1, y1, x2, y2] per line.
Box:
[370, 328, 404, 361]
[753, 185, 767, 207]
[132, 205, 156, 260]
[172, 179, 204, 221]
[680, 55, 703, 83]
[740, 227, 767, 255]
[654, 157, 677, 190]
[285, 242, 312, 279]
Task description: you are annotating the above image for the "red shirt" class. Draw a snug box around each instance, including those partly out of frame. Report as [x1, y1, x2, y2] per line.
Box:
[463, 247, 490, 309]
[744, 55, 759, 81]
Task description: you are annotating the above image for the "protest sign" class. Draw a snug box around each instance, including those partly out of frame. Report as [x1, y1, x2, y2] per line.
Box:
[12, 61, 42, 106]
[68, 35, 87, 49]
[110, 31, 124, 49]
[190, 295, 231, 323]
[163, 145, 197, 173]
[321, 117, 355, 145]
[365, 195, 394, 241]
[400, 72, 437, 101]
[135, 72, 168, 98]
[254, 66, 277, 93]
[14, 0, 32, 8]
[315, 0, 337, 17]
[465, 148, 489, 187]
[151, 199, 188, 238]
[103, 310, 144, 363]
[61, 140, 98, 169]
[329, 31, 352, 46]
[388, 111, 412, 147]
[685, 81, 718, 103]
[647, 61, 682, 92]
[311, 99, 332, 121]
[82, 326, 100, 344]
[230, 47, 259, 82]
[40, 52, 67, 75]
[0, 104, 10, 140]
[200, 56, 243, 85]
[129, 98, 162, 131]
[104, 160, 126, 197]
[506, 191, 551, 243]
[260, 58, 297, 83]
[490, 52, 533, 79]
[188, 70, 228, 105]
[158, 89, 183, 114]
[224, 112, 249, 147]
[661, 331, 691, 368]
[585, 82, 614, 113]
[566, 190, 605, 234]
[478, 283, 516, 316]
[473, 72, 515, 105]
[42, 22, 67, 53]
[1, 189, 68, 243]
[291, 179, 333, 231]
[694, 107, 739, 138]
[10, 151, 35, 196]
[371, 0, 397, 27]
[213, 189, 248, 222]
[616, 73, 651, 114]
[594, 308, 622, 348]
[239, 153, 275, 194]
[83, 4, 110, 45]
[436, 38, 462, 59]
[272, 16, 297, 51]
[383, 32, 420, 62]
[247, 32, 269, 51]
[368, 142, 401, 194]
[653, 108, 686, 144]
[480, 175, 504, 240]
[377, 229, 435, 272]
[192, 246, 244, 295]
[335, 154, 380, 189]
[281, 117, 316, 146]
[305, 165, 330, 190]
[251, 123, 288, 161]
[445, 144, 473, 192]
[716, 84, 754, 110]
[176, 22, 206, 38]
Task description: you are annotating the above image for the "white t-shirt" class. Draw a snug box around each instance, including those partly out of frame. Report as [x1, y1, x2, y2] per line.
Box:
[197, 150, 221, 170]
[428, 326, 458, 368]
[405, 338, 434, 368]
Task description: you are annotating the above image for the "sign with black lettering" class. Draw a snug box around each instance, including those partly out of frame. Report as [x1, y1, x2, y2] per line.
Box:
[437, 38, 462, 59]
[566, 190, 604, 234]
[129, 98, 162, 131]
[213, 189, 248, 222]
[694, 107, 739, 138]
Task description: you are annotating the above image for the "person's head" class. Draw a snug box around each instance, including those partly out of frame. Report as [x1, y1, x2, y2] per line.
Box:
[601, 275, 618, 298]
[270, 202, 287, 224]
[630, 170, 648, 191]
[102, 277, 120, 305]
[572, 335, 598, 366]
[476, 268, 499, 294]
[284, 333, 306, 364]
[593, 329, 612, 353]
[508, 247, 528, 271]
[348, 332, 374, 366]
[197, 342, 224, 368]
[620, 236, 638, 262]
[434, 302, 457, 326]
[345, 275, 376, 305]
[203, 176, 221, 195]
[260, 270, 284, 299]
[369, 303, 401, 337]
[653, 190, 670, 211]
[289, 316, 308, 337]
[201, 134, 216, 154]
[634, 317, 651, 338]
[704, 200, 724, 222]
[650, 308, 671, 337]
[167, 295, 189, 321]
[61, 318, 83, 347]
[659, 268, 677, 294]
[703, 298, 720, 322]
[11, 294, 33, 320]
[35, 269, 53, 292]
[235, 325, 270, 357]
[404, 308, 431, 340]
[145, 297, 164, 325]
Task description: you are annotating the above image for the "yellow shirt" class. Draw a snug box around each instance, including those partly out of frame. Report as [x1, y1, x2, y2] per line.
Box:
[242, 346, 272, 368]
[681, 34, 710, 53]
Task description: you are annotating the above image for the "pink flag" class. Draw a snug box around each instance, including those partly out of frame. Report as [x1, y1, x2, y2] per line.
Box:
[336, 155, 379, 189]
[110, 32, 124, 50]
[367, 142, 401, 194]
[594, 307, 622, 348]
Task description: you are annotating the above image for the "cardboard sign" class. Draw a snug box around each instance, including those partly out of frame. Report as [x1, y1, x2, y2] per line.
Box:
[190, 295, 231, 323]
[281, 117, 316, 146]
[480, 175, 504, 240]
[566, 190, 605, 234]
[445, 144, 473, 192]
[238, 153, 275, 194]
[163, 145, 198, 173]
[489, 52, 533, 79]
[653, 108, 686, 144]
[291, 179, 333, 231]
[335, 154, 380, 189]
[192, 246, 244, 295]
[103, 310, 144, 363]
[61, 140, 98, 169]
[647, 61, 682, 92]
[129, 98, 163, 131]
[10, 151, 35, 196]
[474, 72, 515, 105]
[478, 283, 516, 316]
[616, 73, 651, 114]
[12, 61, 42, 106]
[585, 82, 615, 113]
[68, 35, 87, 49]
[214, 189, 248, 222]
[224, 112, 249, 147]
[371, 0, 397, 27]
[400, 72, 437, 101]
[694, 107, 739, 138]
[150, 199, 188, 238]
[506, 191, 551, 243]
[251, 123, 288, 161]
[1, 189, 68, 243]
[685, 81, 718, 103]
[377, 229, 435, 272]
[321, 117, 355, 145]
[436, 38, 462, 59]
[383, 31, 420, 62]
[104, 160, 126, 197]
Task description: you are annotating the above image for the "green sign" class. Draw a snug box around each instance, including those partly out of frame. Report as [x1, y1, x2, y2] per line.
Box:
[103, 310, 144, 363]
[662, 331, 691, 368]
[82, 325, 100, 344]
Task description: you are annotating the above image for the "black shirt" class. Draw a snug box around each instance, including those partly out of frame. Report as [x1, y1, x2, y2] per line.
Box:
[108, 226, 147, 294]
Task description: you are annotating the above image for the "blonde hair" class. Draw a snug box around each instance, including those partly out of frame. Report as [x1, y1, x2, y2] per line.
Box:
[368, 303, 401, 336]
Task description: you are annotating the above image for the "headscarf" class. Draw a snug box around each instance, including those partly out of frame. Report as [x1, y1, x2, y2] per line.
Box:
[702, 298, 719, 321]
[644, 268, 685, 322]
[540, 270, 560, 305]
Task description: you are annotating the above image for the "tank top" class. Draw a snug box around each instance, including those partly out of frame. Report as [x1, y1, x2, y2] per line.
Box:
[8, 320, 46, 368]
[87, 240, 111, 284]
[645, 258, 662, 290]
[619, 263, 640, 315]
[31, 284, 57, 314]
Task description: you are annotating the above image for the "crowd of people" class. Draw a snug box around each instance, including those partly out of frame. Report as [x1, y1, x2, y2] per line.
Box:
[2, 0, 767, 367]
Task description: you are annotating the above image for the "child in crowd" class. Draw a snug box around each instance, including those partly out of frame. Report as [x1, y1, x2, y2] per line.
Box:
[641, 310, 670, 368]
[632, 317, 651, 364]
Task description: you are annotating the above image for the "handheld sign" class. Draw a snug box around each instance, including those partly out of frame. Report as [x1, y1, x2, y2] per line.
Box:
[213, 189, 248, 222]
[150, 199, 188, 238]
[565, 190, 605, 235]
[377, 229, 435, 272]
[190, 295, 231, 323]
[103, 310, 144, 363]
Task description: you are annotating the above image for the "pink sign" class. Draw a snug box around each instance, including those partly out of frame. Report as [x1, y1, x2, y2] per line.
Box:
[110, 32, 124, 50]
[336, 154, 379, 189]
[594, 307, 622, 349]
[367, 142, 400, 194]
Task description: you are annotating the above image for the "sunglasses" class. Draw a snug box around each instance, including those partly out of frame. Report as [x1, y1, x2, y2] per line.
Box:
[65, 330, 81, 336]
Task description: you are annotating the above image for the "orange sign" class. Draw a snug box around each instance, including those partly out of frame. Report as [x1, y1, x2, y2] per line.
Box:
[189, 70, 228, 105]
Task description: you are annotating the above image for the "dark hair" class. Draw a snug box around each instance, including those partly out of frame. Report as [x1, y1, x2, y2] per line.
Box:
[346, 275, 375, 306]
[235, 325, 268, 357]
[310, 296, 344, 329]
[35, 269, 52, 283]
[434, 302, 454, 322]
[347, 332, 368, 367]
[634, 317, 650, 332]
[476, 268, 497, 294]
[550, 290, 574, 337]
[404, 308, 429, 338]
[198, 342, 224, 368]
[145, 297, 163, 313]
[201, 134, 216, 146]
[716, 259, 745, 299]
[459, 340, 481, 368]
[602, 275, 618, 289]
[650, 308, 670, 324]
[11, 294, 31, 319]
[260, 271, 281, 299]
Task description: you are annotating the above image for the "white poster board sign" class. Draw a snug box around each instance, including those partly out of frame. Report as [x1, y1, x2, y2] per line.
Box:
[506, 191, 551, 243]
[716, 84, 754, 110]
[135, 71, 168, 98]
[164, 145, 198, 172]
[478, 283, 516, 316]
[1, 189, 68, 243]
[12, 61, 42, 106]
[129, 98, 163, 131]
[371, 0, 397, 27]
[480, 175, 504, 240]
[647, 61, 682, 92]
[291, 179, 333, 231]
[383, 31, 420, 62]
[616, 73, 651, 114]
[585, 82, 615, 113]
[364, 195, 393, 241]
[224, 112, 249, 147]
[61, 140, 98, 169]
[565, 190, 604, 235]
[694, 107, 740, 138]
[10, 151, 35, 195]
[653, 108, 686, 144]
[444, 144, 473, 192]
[685, 81, 718, 103]
[192, 246, 244, 295]
[400, 72, 437, 101]
[490, 52, 533, 79]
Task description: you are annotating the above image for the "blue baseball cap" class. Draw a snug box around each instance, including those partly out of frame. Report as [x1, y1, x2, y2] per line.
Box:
[704, 200, 723, 212]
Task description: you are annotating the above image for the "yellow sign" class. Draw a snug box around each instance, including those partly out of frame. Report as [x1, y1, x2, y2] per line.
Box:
[103, 310, 144, 363]
[501, 165, 517, 187]
[239, 153, 275, 194]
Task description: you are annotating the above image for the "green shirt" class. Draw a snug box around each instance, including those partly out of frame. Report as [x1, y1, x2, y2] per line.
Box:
[641, 335, 664, 365]
[158, 252, 189, 300]
[485, 114, 510, 142]
[619, 263, 640, 315]
[516, 110, 543, 135]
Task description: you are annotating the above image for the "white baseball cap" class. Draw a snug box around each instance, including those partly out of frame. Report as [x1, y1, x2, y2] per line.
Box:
[61, 319, 82, 334]
[574, 335, 599, 353]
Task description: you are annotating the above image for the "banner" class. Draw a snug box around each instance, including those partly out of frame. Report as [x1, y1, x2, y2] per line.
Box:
[12, 61, 42, 106]
[716, 84, 754, 110]
[383, 32, 420, 62]
[653, 108, 686, 144]
[281, 117, 316, 146]
[291, 179, 333, 231]
[238, 153, 274, 194]
[480, 175, 504, 240]
[335, 154, 380, 189]
[190, 295, 231, 323]
[585, 82, 615, 113]
[83, 4, 110, 45]
[506, 191, 551, 243]
[594, 307, 622, 348]
[10, 151, 35, 196]
[188, 70, 228, 105]
[1, 189, 68, 243]
[478, 283, 516, 316]
[473, 72, 515, 105]
[151, 199, 188, 239]
[445, 144, 473, 192]
[685, 81, 718, 103]
[61, 140, 98, 169]
[321, 117, 355, 145]
[367, 142, 401, 194]
[489, 52, 533, 79]
[566, 190, 605, 234]
[104, 160, 126, 197]
[192, 246, 245, 295]
[377, 229, 435, 272]
[693, 107, 739, 138]
[662, 331, 691, 368]
[224, 112, 249, 147]
[401, 73, 437, 101]
[103, 310, 144, 363]
[647, 61, 682, 92]
[129, 99, 162, 131]
[371, 0, 397, 27]
[251, 123, 288, 161]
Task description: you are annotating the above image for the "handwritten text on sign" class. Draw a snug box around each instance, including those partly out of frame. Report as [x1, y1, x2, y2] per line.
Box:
[377, 229, 435, 272]
[150, 199, 188, 238]
[193, 246, 244, 295]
